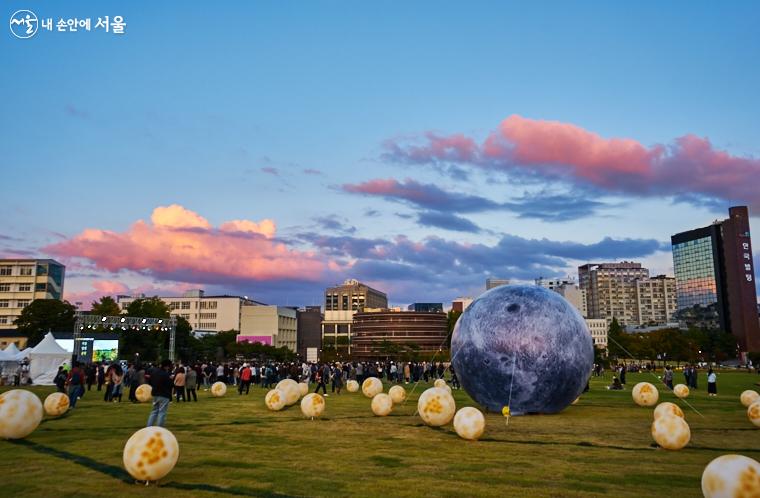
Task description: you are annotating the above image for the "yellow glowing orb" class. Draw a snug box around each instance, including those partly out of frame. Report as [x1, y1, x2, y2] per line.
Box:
[653, 402, 684, 420]
[135, 384, 153, 403]
[632, 382, 659, 407]
[123, 426, 179, 482]
[362, 377, 383, 398]
[265, 389, 286, 411]
[0, 389, 43, 440]
[651, 415, 690, 450]
[740, 390, 759, 408]
[453, 407, 485, 441]
[371, 393, 393, 416]
[300, 393, 325, 418]
[417, 387, 456, 427]
[275, 379, 301, 406]
[701, 454, 760, 498]
[346, 380, 360, 393]
[43, 392, 70, 417]
[388, 385, 407, 404]
[211, 381, 227, 397]
[673, 384, 690, 399]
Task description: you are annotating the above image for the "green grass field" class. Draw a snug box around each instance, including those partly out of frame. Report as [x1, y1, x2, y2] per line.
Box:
[2, 371, 759, 497]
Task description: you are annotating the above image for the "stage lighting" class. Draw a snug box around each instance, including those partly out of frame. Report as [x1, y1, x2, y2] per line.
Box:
[120, 317, 126, 323]
[141, 318, 147, 324]
[101, 316, 107, 322]
[158, 319, 163, 324]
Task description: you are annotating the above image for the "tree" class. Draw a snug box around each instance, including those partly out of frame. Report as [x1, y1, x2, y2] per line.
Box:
[446, 310, 462, 349]
[90, 296, 121, 317]
[120, 297, 172, 361]
[14, 299, 76, 346]
[606, 318, 628, 360]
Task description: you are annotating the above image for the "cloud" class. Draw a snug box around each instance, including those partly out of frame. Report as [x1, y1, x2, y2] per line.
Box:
[312, 216, 357, 234]
[261, 167, 280, 176]
[416, 211, 481, 233]
[45, 205, 327, 285]
[382, 115, 760, 210]
[303, 168, 324, 176]
[64, 280, 196, 309]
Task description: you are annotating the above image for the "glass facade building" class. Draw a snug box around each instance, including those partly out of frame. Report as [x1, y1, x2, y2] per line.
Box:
[672, 234, 720, 310]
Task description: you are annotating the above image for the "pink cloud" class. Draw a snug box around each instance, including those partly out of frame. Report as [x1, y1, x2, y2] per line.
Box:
[46, 205, 328, 285]
[384, 115, 760, 209]
[64, 280, 196, 309]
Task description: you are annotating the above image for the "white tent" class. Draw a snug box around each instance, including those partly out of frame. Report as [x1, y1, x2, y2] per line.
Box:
[3, 343, 20, 357]
[29, 332, 70, 385]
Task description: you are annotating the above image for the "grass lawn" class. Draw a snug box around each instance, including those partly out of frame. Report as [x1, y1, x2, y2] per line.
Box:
[2, 371, 760, 497]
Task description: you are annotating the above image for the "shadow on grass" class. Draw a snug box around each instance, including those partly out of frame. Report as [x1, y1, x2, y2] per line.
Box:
[8, 440, 298, 497]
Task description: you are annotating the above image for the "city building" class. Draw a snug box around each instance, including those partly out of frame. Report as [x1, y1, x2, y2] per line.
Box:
[535, 277, 576, 290]
[297, 306, 322, 361]
[237, 305, 297, 351]
[407, 302, 444, 312]
[351, 309, 448, 360]
[451, 297, 473, 313]
[634, 275, 677, 326]
[322, 279, 388, 355]
[585, 318, 608, 349]
[578, 262, 649, 326]
[0, 330, 29, 349]
[0, 259, 65, 328]
[671, 206, 760, 352]
[536, 277, 588, 317]
[485, 278, 510, 290]
[117, 289, 263, 333]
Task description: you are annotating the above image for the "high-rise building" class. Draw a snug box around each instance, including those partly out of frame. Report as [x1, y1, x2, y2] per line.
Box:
[237, 305, 297, 351]
[634, 275, 677, 326]
[535, 277, 576, 290]
[322, 279, 388, 355]
[117, 289, 262, 333]
[671, 206, 760, 352]
[297, 306, 323, 361]
[536, 277, 588, 317]
[578, 262, 649, 325]
[0, 259, 65, 328]
[407, 302, 444, 312]
[451, 297, 473, 312]
[485, 278, 510, 290]
[351, 309, 448, 360]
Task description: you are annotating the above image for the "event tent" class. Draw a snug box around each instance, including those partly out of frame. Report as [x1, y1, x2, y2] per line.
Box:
[3, 343, 20, 357]
[29, 332, 70, 385]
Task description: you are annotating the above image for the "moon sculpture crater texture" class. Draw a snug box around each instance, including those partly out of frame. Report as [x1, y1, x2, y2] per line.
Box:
[451, 285, 593, 415]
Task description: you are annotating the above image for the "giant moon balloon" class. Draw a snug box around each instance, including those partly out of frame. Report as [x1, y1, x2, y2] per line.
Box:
[653, 402, 684, 420]
[702, 454, 760, 498]
[632, 382, 659, 407]
[211, 382, 227, 397]
[135, 384, 153, 403]
[673, 384, 689, 399]
[451, 285, 593, 414]
[346, 380, 360, 393]
[417, 387, 456, 426]
[300, 393, 325, 418]
[453, 407, 485, 441]
[0, 389, 43, 439]
[123, 426, 179, 481]
[265, 389, 286, 411]
[740, 390, 759, 408]
[371, 393, 393, 416]
[276, 379, 301, 406]
[362, 377, 383, 398]
[44, 392, 70, 417]
[388, 385, 407, 404]
[651, 415, 690, 450]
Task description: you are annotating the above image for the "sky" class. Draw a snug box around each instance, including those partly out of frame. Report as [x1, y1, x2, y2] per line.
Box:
[2, 1, 760, 308]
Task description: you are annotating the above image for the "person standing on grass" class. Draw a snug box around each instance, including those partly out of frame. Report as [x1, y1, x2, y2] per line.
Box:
[239, 363, 252, 395]
[86, 363, 96, 391]
[146, 360, 173, 427]
[707, 368, 717, 396]
[173, 366, 186, 402]
[314, 364, 328, 395]
[331, 363, 343, 394]
[126, 363, 139, 403]
[96, 362, 105, 391]
[66, 361, 85, 409]
[663, 365, 674, 390]
[54, 366, 67, 393]
[110, 363, 124, 402]
[185, 365, 198, 402]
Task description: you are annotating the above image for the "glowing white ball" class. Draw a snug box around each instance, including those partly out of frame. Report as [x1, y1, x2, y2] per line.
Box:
[632, 382, 659, 407]
[702, 454, 760, 498]
[434, 379, 447, 388]
[276, 379, 301, 405]
[298, 382, 309, 397]
[653, 402, 684, 420]
[453, 407, 485, 441]
[362, 377, 383, 398]
[388, 385, 407, 404]
[43, 392, 70, 417]
[740, 390, 759, 408]
[123, 426, 179, 481]
[265, 389, 286, 411]
[748, 401, 760, 428]
[211, 381, 227, 397]
[300, 393, 325, 418]
[346, 380, 359, 393]
[371, 393, 393, 416]
[135, 384, 153, 403]
[673, 384, 689, 399]
[417, 387, 456, 427]
[0, 389, 43, 439]
[651, 415, 690, 450]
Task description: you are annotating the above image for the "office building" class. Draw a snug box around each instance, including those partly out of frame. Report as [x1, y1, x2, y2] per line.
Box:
[451, 297, 473, 313]
[671, 206, 760, 351]
[0, 259, 65, 328]
[351, 309, 448, 360]
[485, 278, 510, 290]
[237, 305, 297, 351]
[585, 318, 608, 349]
[578, 262, 649, 326]
[322, 279, 388, 355]
[535, 277, 576, 290]
[407, 302, 444, 312]
[117, 289, 262, 333]
[537, 277, 588, 317]
[297, 306, 323, 361]
[635, 275, 677, 326]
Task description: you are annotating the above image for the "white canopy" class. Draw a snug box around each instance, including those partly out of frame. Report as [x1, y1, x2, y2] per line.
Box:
[3, 343, 20, 356]
[28, 332, 70, 385]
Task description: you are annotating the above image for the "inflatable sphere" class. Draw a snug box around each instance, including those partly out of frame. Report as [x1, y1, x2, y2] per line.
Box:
[135, 384, 153, 403]
[740, 390, 759, 408]
[673, 384, 689, 399]
[362, 377, 383, 398]
[434, 379, 447, 388]
[265, 389, 286, 411]
[43, 392, 70, 417]
[453, 407, 485, 441]
[571, 397, 580, 405]
[371, 393, 393, 416]
[298, 382, 309, 397]
[0, 389, 43, 439]
[651, 415, 690, 450]
[654, 402, 684, 420]
[702, 454, 760, 498]
[749, 401, 760, 428]
[123, 426, 179, 482]
[300, 393, 325, 418]
[388, 385, 407, 404]
[276, 379, 301, 406]
[417, 387, 456, 426]
[632, 382, 659, 407]
[211, 381, 227, 397]
[346, 380, 360, 393]
[451, 285, 593, 414]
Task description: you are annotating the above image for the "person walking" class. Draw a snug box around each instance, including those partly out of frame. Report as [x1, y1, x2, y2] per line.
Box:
[185, 366, 198, 401]
[54, 366, 67, 393]
[86, 363, 96, 391]
[173, 366, 186, 402]
[707, 368, 718, 396]
[663, 365, 674, 390]
[66, 362, 85, 409]
[146, 360, 174, 427]
[331, 364, 343, 395]
[314, 364, 328, 395]
[96, 362, 105, 391]
[239, 364, 252, 395]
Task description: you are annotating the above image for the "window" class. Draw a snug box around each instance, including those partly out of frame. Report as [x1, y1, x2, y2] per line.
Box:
[0, 300, 9, 308]
[0, 284, 10, 292]
[200, 313, 216, 319]
[20, 266, 34, 276]
[18, 283, 32, 292]
[169, 301, 180, 310]
[0, 317, 7, 324]
[181, 301, 191, 310]
[17, 300, 30, 308]
[0, 267, 11, 276]
[35, 283, 46, 292]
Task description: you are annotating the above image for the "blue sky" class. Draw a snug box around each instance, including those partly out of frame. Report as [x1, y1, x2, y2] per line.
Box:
[2, 1, 759, 307]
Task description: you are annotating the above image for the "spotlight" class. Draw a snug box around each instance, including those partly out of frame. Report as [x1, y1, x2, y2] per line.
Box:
[121, 326, 126, 331]
[101, 316, 107, 322]
[79, 326, 84, 330]
[120, 317, 126, 323]
[158, 319, 163, 324]
[141, 318, 147, 324]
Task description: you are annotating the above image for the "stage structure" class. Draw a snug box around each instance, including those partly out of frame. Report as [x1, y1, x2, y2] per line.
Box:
[73, 313, 177, 363]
